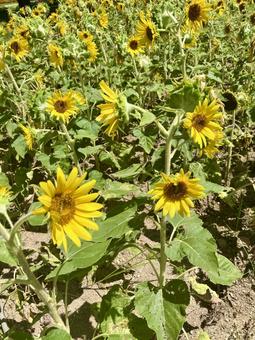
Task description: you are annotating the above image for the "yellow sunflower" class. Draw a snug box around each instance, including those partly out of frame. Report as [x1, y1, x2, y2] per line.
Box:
[46, 91, 80, 122]
[8, 36, 29, 62]
[48, 44, 63, 68]
[86, 40, 98, 62]
[0, 186, 11, 206]
[19, 124, 33, 150]
[183, 98, 223, 148]
[136, 11, 157, 48]
[185, 0, 210, 31]
[98, 10, 109, 28]
[33, 167, 103, 251]
[127, 36, 144, 56]
[56, 21, 68, 36]
[78, 30, 94, 42]
[96, 81, 121, 137]
[149, 169, 205, 218]
[199, 129, 224, 158]
[15, 24, 30, 39]
[213, 0, 226, 15]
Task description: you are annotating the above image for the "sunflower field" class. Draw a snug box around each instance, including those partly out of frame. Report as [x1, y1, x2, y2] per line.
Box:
[0, 0, 254, 339]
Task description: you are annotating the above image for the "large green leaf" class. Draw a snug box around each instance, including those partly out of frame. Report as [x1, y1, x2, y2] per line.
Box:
[0, 239, 17, 266]
[135, 280, 189, 340]
[93, 204, 137, 242]
[112, 164, 143, 179]
[167, 82, 200, 112]
[46, 240, 110, 279]
[166, 215, 218, 274]
[41, 329, 71, 340]
[133, 128, 157, 154]
[139, 110, 156, 126]
[101, 180, 140, 200]
[207, 254, 242, 285]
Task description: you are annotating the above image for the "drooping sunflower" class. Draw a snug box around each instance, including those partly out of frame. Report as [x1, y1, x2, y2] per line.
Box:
[149, 169, 205, 218]
[33, 167, 103, 251]
[185, 0, 210, 31]
[127, 36, 144, 56]
[46, 91, 80, 122]
[199, 129, 224, 158]
[48, 44, 63, 68]
[136, 11, 157, 48]
[56, 20, 68, 36]
[19, 124, 33, 150]
[8, 36, 29, 62]
[86, 40, 98, 62]
[96, 81, 120, 137]
[183, 98, 223, 148]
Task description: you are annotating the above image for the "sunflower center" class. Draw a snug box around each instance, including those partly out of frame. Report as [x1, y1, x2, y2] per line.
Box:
[192, 114, 207, 131]
[164, 181, 187, 200]
[130, 40, 138, 50]
[51, 193, 75, 225]
[188, 4, 201, 21]
[54, 100, 67, 113]
[146, 26, 153, 41]
[11, 42, 20, 54]
[83, 33, 88, 39]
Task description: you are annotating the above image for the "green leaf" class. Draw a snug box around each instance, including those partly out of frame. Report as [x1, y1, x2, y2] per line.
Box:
[28, 202, 48, 226]
[139, 110, 156, 126]
[93, 204, 137, 242]
[101, 180, 140, 200]
[167, 82, 200, 112]
[78, 145, 103, 157]
[41, 329, 71, 340]
[53, 144, 70, 159]
[12, 135, 27, 159]
[75, 119, 100, 141]
[207, 254, 242, 286]
[0, 173, 9, 186]
[0, 239, 17, 266]
[46, 240, 111, 279]
[99, 150, 120, 170]
[133, 128, 157, 154]
[99, 286, 132, 338]
[5, 330, 33, 340]
[198, 331, 211, 340]
[135, 281, 189, 340]
[112, 164, 143, 179]
[166, 214, 218, 274]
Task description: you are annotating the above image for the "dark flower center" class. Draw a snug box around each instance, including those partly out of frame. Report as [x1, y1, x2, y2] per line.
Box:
[188, 4, 201, 21]
[250, 13, 255, 25]
[164, 181, 187, 200]
[192, 114, 207, 131]
[83, 33, 88, 39]
[130, 40, 138, 50]
[146, 26, 153, 41]
[217, 1, 223, 6]
[51, 193, 75, 225]
[54, 100, 68, 113]
[222, 92, 238, 111]
[11, 41, 20, 53]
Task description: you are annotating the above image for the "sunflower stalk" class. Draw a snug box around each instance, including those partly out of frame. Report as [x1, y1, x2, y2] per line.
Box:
[0, 219, 68, 332]
[60, 121, 82, 176]
[225, 109, 236, 186]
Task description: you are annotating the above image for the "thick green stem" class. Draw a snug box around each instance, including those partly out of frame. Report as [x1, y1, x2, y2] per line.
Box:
[225, 110, 236, 186]
[60, 121, 82, 176]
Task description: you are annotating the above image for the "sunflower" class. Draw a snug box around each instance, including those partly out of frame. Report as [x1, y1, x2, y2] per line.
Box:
[0, 186, 11, 206]
[127, 36, 144, 56]
[8, 36, 29, 62]
[48, 44, 63, 68]
[78, 30, 93, 42]
[213, 0, 226, 15]
[19, 124, 33, 150]
[33, 167, 103, 251]
[96, 81, 119, 137]
[56, 21, 68, 36]
[149, 169, 205, 218]
[0, 45, 5, 71]
[185, 0, 210, 31]
[199, 130, 224, 158]
[16, 24, 30, 39]
[98, 10, 109, 28]
[86, 40, 98, 62]
[136, 11, 157, 48]
[183, 98, 223, 148]
[46, 91, 79, 122]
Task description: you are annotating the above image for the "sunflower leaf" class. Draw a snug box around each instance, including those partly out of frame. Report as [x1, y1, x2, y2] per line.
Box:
[135, 280, 189, 340]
